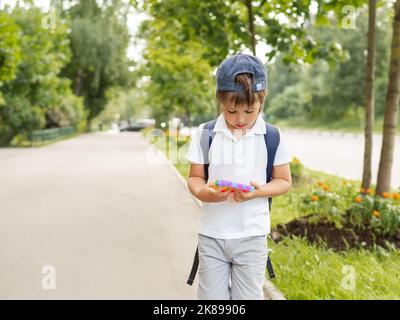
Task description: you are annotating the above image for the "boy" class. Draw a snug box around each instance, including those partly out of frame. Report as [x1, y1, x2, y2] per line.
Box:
[185, 52, 292, 300]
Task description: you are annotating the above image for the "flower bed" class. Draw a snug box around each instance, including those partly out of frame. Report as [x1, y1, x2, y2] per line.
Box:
[272, 179, 400, 250]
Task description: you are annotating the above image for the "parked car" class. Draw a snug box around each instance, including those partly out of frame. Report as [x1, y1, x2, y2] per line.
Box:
[119, 118, 155, 132]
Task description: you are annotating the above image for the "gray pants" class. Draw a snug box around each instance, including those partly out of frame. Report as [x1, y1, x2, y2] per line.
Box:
[197, 233, 268, 300]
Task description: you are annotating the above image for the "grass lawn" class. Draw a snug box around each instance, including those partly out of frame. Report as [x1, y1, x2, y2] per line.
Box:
[9, 132, 81, 148]
[269, 236, 400, 299]
[142, 127, 400, 299]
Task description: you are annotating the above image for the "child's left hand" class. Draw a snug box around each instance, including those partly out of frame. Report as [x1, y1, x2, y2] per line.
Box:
[233, 181, 263, 202]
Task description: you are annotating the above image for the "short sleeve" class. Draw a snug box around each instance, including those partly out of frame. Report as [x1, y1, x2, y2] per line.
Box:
[185, 123, 208, 164]
[273, 127, 293, 166]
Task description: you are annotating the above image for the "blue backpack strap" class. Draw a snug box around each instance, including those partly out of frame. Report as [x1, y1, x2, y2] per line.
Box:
[199, 119, 217, 182]
[264, 122, 280, 280]
[264, 122, 280, 211]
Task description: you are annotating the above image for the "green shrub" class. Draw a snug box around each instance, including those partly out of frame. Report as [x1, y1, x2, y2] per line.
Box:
[298, 179, 400, 236]
[298, 180, 358, 228]
[290, 156, 304, 182]
[349, 193, 400, 236]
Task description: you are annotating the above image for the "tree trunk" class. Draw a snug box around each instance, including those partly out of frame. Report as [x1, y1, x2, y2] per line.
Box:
[376, 0, 400, 196]
[244, 0, 256, 55]
[86, 118, 92, 132]
[183, 104, 192, 127]
[362, 0, 376, 192]
[75, 69, 83, 96]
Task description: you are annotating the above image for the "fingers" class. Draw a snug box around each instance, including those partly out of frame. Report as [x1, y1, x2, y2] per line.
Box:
[233, 189, 252, 202]
[207, 185, 230, 202]
[233, 189, 243, 202]
[217, 188, 231, 199]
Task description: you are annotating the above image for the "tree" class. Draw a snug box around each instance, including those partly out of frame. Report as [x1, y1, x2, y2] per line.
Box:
[0, 12, 21, 86]
[0, 10, 21, 114]
[0, 6, 85, 146]
[132, 3, 219, 125]
[131, 0, 370, 125]
[133, 0, 354, 67]
[62, 0, 131, 130]
[361, 0, 377, 192]
[267, 4, 392, 125]
[376, 0, 400, 195]
[141, 32, 216, 126]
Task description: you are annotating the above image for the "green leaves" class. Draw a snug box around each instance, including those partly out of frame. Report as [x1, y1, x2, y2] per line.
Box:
[63, 0, 131, 123]
[348, 194, 400, 237]
[0, 6, 85, 145]
[0, 11, 21, 84]
[130, 0, 371, 126]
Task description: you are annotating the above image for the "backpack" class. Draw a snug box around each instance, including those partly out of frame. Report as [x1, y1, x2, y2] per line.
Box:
[186, 118, 280, 286]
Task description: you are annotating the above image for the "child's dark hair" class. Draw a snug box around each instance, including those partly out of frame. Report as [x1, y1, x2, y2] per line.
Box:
[216, 73, 267, 111]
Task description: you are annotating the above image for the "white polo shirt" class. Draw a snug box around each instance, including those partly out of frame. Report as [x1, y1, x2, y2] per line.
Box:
[185, 113, 293, 239]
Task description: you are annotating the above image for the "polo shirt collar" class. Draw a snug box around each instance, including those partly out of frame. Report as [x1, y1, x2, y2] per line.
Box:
[213, 112, 266, 136]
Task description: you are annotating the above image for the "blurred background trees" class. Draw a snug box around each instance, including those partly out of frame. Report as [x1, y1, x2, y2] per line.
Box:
[61, 0, 132, 130]
[0, 5, 85, 145]
[1, 0, 395, 138]
[0, 0, 134, 145]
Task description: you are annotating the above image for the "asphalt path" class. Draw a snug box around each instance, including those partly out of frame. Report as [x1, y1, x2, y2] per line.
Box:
[0, 131, 199, 299]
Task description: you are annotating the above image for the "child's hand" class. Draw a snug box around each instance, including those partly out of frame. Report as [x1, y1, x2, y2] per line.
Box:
[233, 181, 262, 202]
[200, 181, 232, 203]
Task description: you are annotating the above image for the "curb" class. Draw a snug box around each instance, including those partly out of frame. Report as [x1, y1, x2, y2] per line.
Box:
[157, 144, 287, 300]
[263, 279, 286, 300]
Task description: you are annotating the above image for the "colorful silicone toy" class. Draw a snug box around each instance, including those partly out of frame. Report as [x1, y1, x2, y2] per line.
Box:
[211, 179, 255, 193]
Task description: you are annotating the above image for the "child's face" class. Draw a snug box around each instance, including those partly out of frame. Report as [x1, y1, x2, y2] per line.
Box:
[222, 101, 261, 131]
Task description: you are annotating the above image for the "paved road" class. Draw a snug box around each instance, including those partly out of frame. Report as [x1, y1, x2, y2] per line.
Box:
[282, 129, 400, 189]
[0, 131, 199, 299]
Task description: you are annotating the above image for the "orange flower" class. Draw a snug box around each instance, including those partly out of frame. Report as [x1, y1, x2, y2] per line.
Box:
[323, 185, 330, 191]
[372, 210, 380, 218]
[366, 188, 373, 195]
[317, 181, 323, 186]
[311, 195, 319, 202]
[382, 192, 389, 199]
[393, 193, 400, 200]
[355, 196, 362, 203]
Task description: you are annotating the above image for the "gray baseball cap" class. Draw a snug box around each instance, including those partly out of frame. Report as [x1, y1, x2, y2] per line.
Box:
[216, 52, 267, 92]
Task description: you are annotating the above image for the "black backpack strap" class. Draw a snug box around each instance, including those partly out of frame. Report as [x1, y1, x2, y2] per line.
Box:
[266, 256, 276, 279]
[264, 122, 280, 280]
[187, 246, 199, 286]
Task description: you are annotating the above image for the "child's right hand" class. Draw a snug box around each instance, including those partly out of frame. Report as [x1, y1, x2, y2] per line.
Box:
[199, 181, 232, 203]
